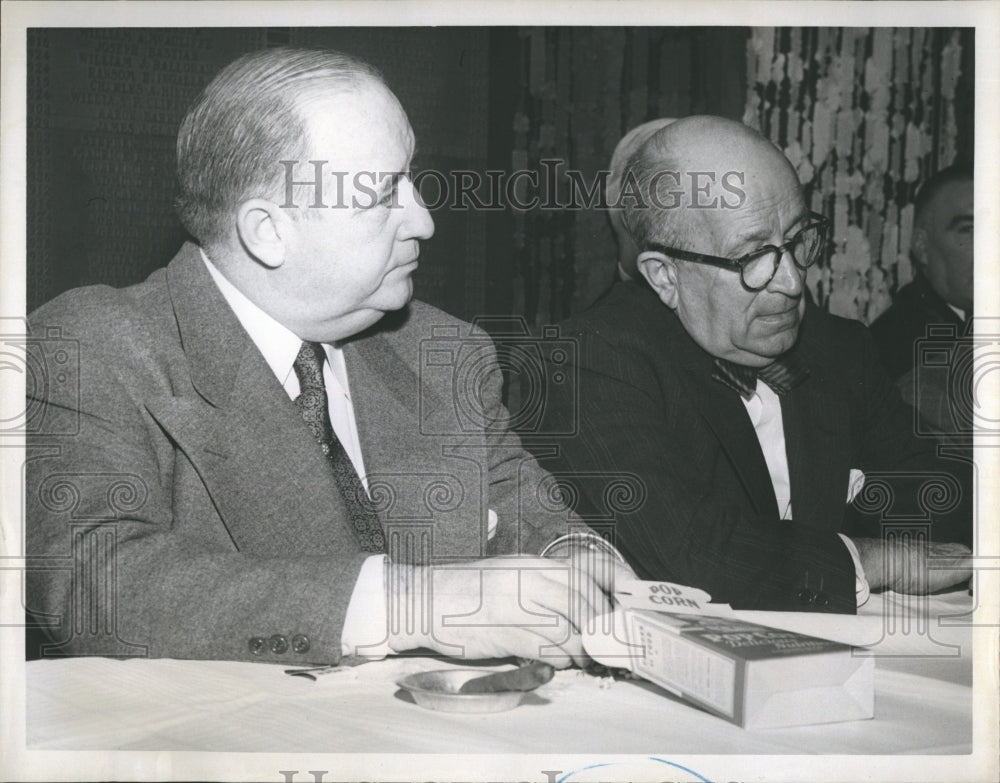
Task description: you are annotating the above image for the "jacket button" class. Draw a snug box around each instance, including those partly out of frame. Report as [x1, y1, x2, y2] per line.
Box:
[248, 636, 266, 655]
[815, 593, 830, 608]
[269, 634, 289, 654]
[292, 634, 311, 654]
[796, 588, 815, 605]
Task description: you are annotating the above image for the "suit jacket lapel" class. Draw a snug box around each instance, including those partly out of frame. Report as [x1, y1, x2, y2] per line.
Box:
[202, 347, 357, 554]
[344, 324, 425, 461]
[148, 244, 357, 554]
[695, 380, 781, 517]
[781, 364, 851, 532]
[662, 307, 779, 518]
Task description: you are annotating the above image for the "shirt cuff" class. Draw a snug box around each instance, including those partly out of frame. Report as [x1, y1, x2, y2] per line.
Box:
[838, 533, 871, 608]
[340, 554, 390, 659]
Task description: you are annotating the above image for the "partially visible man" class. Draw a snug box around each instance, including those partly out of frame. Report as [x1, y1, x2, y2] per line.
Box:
[606, 118, 676, 282]
[26, 48, 622, 667]
[532, 116, 971, 613]
[870, 165, 974, 435]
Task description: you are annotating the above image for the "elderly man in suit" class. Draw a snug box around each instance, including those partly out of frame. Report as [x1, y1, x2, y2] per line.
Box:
[532, 116, 971, 613]
[871, 165, 973, 380]
[26, 48, 622, 666]
[870, 165, 974, 436]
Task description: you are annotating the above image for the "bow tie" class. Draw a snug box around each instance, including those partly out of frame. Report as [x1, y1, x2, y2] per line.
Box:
[712, 351, 810, 400]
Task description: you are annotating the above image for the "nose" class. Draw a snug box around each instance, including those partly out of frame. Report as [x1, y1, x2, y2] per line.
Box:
[399, 176, 435, 240]
[767, 247, 805, 296]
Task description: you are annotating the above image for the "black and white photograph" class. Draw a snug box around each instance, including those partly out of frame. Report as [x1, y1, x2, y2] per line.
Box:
[1, 2, 997, 782]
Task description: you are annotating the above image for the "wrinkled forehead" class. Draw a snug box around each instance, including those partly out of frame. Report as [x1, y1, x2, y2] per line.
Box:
[680, 156, 806, 246]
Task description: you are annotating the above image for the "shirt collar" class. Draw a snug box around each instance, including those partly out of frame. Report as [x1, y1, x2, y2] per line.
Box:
[199, 249, 351, 397]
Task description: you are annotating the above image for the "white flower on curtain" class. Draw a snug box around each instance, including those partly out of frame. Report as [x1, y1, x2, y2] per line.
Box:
[744, 27, 963, 325]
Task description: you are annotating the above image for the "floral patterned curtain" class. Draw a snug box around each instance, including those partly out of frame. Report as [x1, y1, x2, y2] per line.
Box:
[743, 28, 970, 324]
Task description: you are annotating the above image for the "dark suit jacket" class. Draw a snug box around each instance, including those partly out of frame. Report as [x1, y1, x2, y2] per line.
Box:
[26, 244, 569, 663]
[870, 273, 965, 382]
[527, 282, 970, 613]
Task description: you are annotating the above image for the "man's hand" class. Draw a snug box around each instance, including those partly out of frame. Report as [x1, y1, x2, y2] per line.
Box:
[851, 536, 972, 594]
[385, 552, 624, 668]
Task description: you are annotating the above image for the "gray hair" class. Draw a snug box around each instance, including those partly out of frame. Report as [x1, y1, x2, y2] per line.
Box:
[607, 119, 676, 278]
[607, 119, 677, 216]
[620, 130, 690, 253]
[175, 47, 384, 247]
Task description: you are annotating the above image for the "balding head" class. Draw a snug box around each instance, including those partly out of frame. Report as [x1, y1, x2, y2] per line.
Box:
[607, 118, 676, 279]
[623, 116, 799, 253]
[625, 116, 818, 366]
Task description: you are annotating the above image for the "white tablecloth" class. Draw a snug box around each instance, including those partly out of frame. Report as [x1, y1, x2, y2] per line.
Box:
[24, 591, 976, 755]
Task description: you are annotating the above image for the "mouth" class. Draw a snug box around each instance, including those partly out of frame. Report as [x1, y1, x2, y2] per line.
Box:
[755, 303, 801, 327]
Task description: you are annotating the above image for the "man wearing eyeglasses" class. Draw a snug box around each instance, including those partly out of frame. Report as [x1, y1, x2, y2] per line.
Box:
[531, 115, 971, 613]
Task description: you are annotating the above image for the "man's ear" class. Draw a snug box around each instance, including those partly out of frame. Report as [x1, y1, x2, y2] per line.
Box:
[236, 199, 289, 269]
[637, 251, 680, 309]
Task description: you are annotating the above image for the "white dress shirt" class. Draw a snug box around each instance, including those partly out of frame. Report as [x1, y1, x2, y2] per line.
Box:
[201, 252, 390, 657]
[741, 378, 870, 606]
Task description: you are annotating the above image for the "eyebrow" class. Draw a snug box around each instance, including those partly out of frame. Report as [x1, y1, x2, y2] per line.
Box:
[732, 229, 772, 245]
[948, 213, 974, 228]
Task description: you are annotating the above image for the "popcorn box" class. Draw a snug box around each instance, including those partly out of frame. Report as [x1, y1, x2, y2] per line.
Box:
[584, 580, 875, 729]
[619, 609, 874, 729]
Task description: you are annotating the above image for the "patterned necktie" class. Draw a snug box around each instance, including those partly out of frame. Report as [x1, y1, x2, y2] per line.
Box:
[293, 341, 385, 552]
[712, 350, 810, 400]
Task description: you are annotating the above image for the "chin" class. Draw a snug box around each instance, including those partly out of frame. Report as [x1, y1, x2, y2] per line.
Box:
[766, 332, 799, 357]
[382, 279, 415, 310]
[741, 330, 799, 362]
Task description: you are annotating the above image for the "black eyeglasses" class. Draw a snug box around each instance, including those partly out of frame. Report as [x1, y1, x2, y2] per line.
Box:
[645, 212, 831, 292]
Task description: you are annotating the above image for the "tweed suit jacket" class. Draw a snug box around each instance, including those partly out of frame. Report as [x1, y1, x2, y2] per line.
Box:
[26, 244, 569, 663]
[528, 282, 971, 613]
